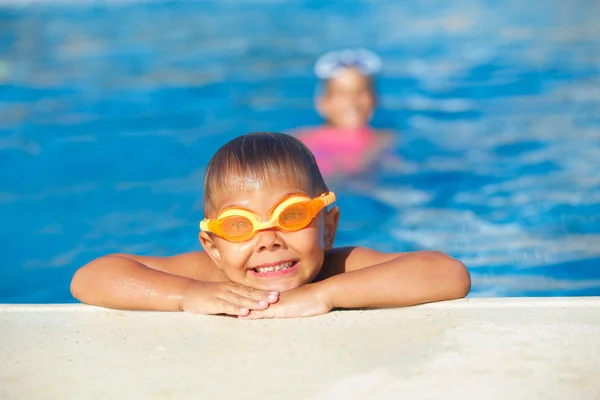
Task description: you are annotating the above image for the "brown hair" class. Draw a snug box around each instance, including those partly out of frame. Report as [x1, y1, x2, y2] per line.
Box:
[203, 132, 329, 217]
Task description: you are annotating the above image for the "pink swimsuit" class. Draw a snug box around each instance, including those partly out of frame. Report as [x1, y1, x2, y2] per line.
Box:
[300, 126, 377, 176]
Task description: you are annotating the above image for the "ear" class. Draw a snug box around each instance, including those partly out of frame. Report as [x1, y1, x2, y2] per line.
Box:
[199, 232, 222, 268]
[323, 206, 340, 251]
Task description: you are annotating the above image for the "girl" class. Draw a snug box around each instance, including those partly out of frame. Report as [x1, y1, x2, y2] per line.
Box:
[295, 49, 396, 177]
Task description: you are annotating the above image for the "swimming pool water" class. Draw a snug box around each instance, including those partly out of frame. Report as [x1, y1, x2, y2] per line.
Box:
[1, 0, 599, 303]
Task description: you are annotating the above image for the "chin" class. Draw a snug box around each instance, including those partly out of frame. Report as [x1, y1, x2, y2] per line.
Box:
[250, 277, 308, 292]
[266, 280, 305, 292]
[342, 121, 368, 130]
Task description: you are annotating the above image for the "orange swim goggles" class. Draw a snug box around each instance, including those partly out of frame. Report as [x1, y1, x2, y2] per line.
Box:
[200, 192, 336, 243]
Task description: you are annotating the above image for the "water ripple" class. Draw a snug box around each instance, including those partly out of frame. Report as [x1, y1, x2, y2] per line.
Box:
[1, 0, 599, 302]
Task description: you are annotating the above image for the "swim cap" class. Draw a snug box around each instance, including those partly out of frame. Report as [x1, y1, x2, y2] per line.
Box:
[314, 48, 382, 80]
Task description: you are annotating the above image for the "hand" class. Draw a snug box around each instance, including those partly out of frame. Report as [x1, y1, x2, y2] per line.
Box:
[240, 283, 332, 319]
[181, 281, 279, 317]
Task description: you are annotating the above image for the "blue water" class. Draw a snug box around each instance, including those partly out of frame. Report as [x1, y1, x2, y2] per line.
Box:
[1, 1, 599, 303]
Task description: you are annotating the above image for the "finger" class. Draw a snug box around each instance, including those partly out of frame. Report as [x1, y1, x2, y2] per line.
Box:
[218, 299, 250, 317]
[230, 285, 278, 301]
[221, 291, 271, 311]
[230, 285, 280, 304]
[239, 308, 275, 320]
[267, 291, 280, 303]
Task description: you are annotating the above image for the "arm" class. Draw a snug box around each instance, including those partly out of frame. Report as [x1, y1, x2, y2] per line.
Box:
[70, 252, 278, 315]
[358, 131, 398, 170]
[320, 247, 470, 309]
[287, 126, 314, 138]
[70, 252, 212, 311]
[242, 247, 470, 319]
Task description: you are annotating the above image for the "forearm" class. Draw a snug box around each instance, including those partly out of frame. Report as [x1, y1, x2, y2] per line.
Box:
[70, 255, 199, 311]
[321, 251, 470, 309]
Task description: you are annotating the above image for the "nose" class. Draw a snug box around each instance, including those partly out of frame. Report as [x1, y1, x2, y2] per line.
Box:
[254, 229, 284, 252]
[341, 91, 365, 108]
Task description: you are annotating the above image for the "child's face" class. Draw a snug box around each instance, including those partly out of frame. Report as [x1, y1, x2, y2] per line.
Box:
[199, 182, 339, 292]
[318, 67, 376, 130]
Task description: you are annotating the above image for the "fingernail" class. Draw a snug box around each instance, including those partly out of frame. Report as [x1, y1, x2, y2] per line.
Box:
[240, 308, 249, 315]
[258, 300, 268, 307]
[270, 291, 279, 296]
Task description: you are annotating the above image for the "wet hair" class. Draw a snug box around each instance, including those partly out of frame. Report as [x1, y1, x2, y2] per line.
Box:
[203, 132, 329, 217]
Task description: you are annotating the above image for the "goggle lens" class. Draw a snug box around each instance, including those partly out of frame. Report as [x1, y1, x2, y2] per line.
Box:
[278, 202, 311, 230]
[200, 192, 336, 243]
[221, 215, 254, 241]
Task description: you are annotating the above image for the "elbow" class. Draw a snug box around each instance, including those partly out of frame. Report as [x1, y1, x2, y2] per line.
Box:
[70, 254, 121, 303]
[451, 260, 471, 299]
[70, 262, 94, 303]
[70, 268, 83, 301]
[444, 254, 471, 299]
[426, 251, 471, 300]
[70, 267, 86, 302]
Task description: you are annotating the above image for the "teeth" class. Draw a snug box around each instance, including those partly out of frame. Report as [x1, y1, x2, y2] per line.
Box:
[254, 261, 294, 273]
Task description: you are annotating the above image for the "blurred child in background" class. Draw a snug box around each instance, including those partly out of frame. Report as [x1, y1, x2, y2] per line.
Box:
[294, 49, 397, 178]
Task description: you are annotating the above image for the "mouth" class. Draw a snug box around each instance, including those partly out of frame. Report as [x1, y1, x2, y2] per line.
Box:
[250, 260, 299, 278]
[339, 108, 365, 125]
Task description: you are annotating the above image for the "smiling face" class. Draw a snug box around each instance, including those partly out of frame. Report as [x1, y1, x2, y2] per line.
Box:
[200, 132, 338, 291]
[318, 67, 376, 130]
[199, 181, 339, 292]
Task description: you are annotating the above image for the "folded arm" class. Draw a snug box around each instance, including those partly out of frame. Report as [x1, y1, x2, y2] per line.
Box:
[242, 247, 470, 319]
[70, 252, 278, 315]
[320, 247, 471, 309]
[70, 252, 214, 311]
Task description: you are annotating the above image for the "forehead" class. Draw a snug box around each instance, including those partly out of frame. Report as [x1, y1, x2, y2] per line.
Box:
[212, 182, 311, 212]
[328, 67, 371, 91]
[208, 171, 313, 210]
[216, 168, 312, 192]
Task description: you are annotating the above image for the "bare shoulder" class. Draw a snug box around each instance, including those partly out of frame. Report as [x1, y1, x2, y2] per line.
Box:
[288, 126, 319, 139]
[373, 129, 398, 144]
[319, 246, 402, 279]
[113, 251, 224, 282]
[320, 247, 465, 279]
[374, 128, 397, 136]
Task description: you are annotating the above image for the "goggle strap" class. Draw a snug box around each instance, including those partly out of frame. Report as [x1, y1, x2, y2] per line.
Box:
[307, 192, 336, 216]
[320, 192, 336, 206]
[199, 219, 209, 232]
[199, 218, 221, 235]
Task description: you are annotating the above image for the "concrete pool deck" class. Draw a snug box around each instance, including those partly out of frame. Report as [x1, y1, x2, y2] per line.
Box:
[1, 298, 599, 400]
